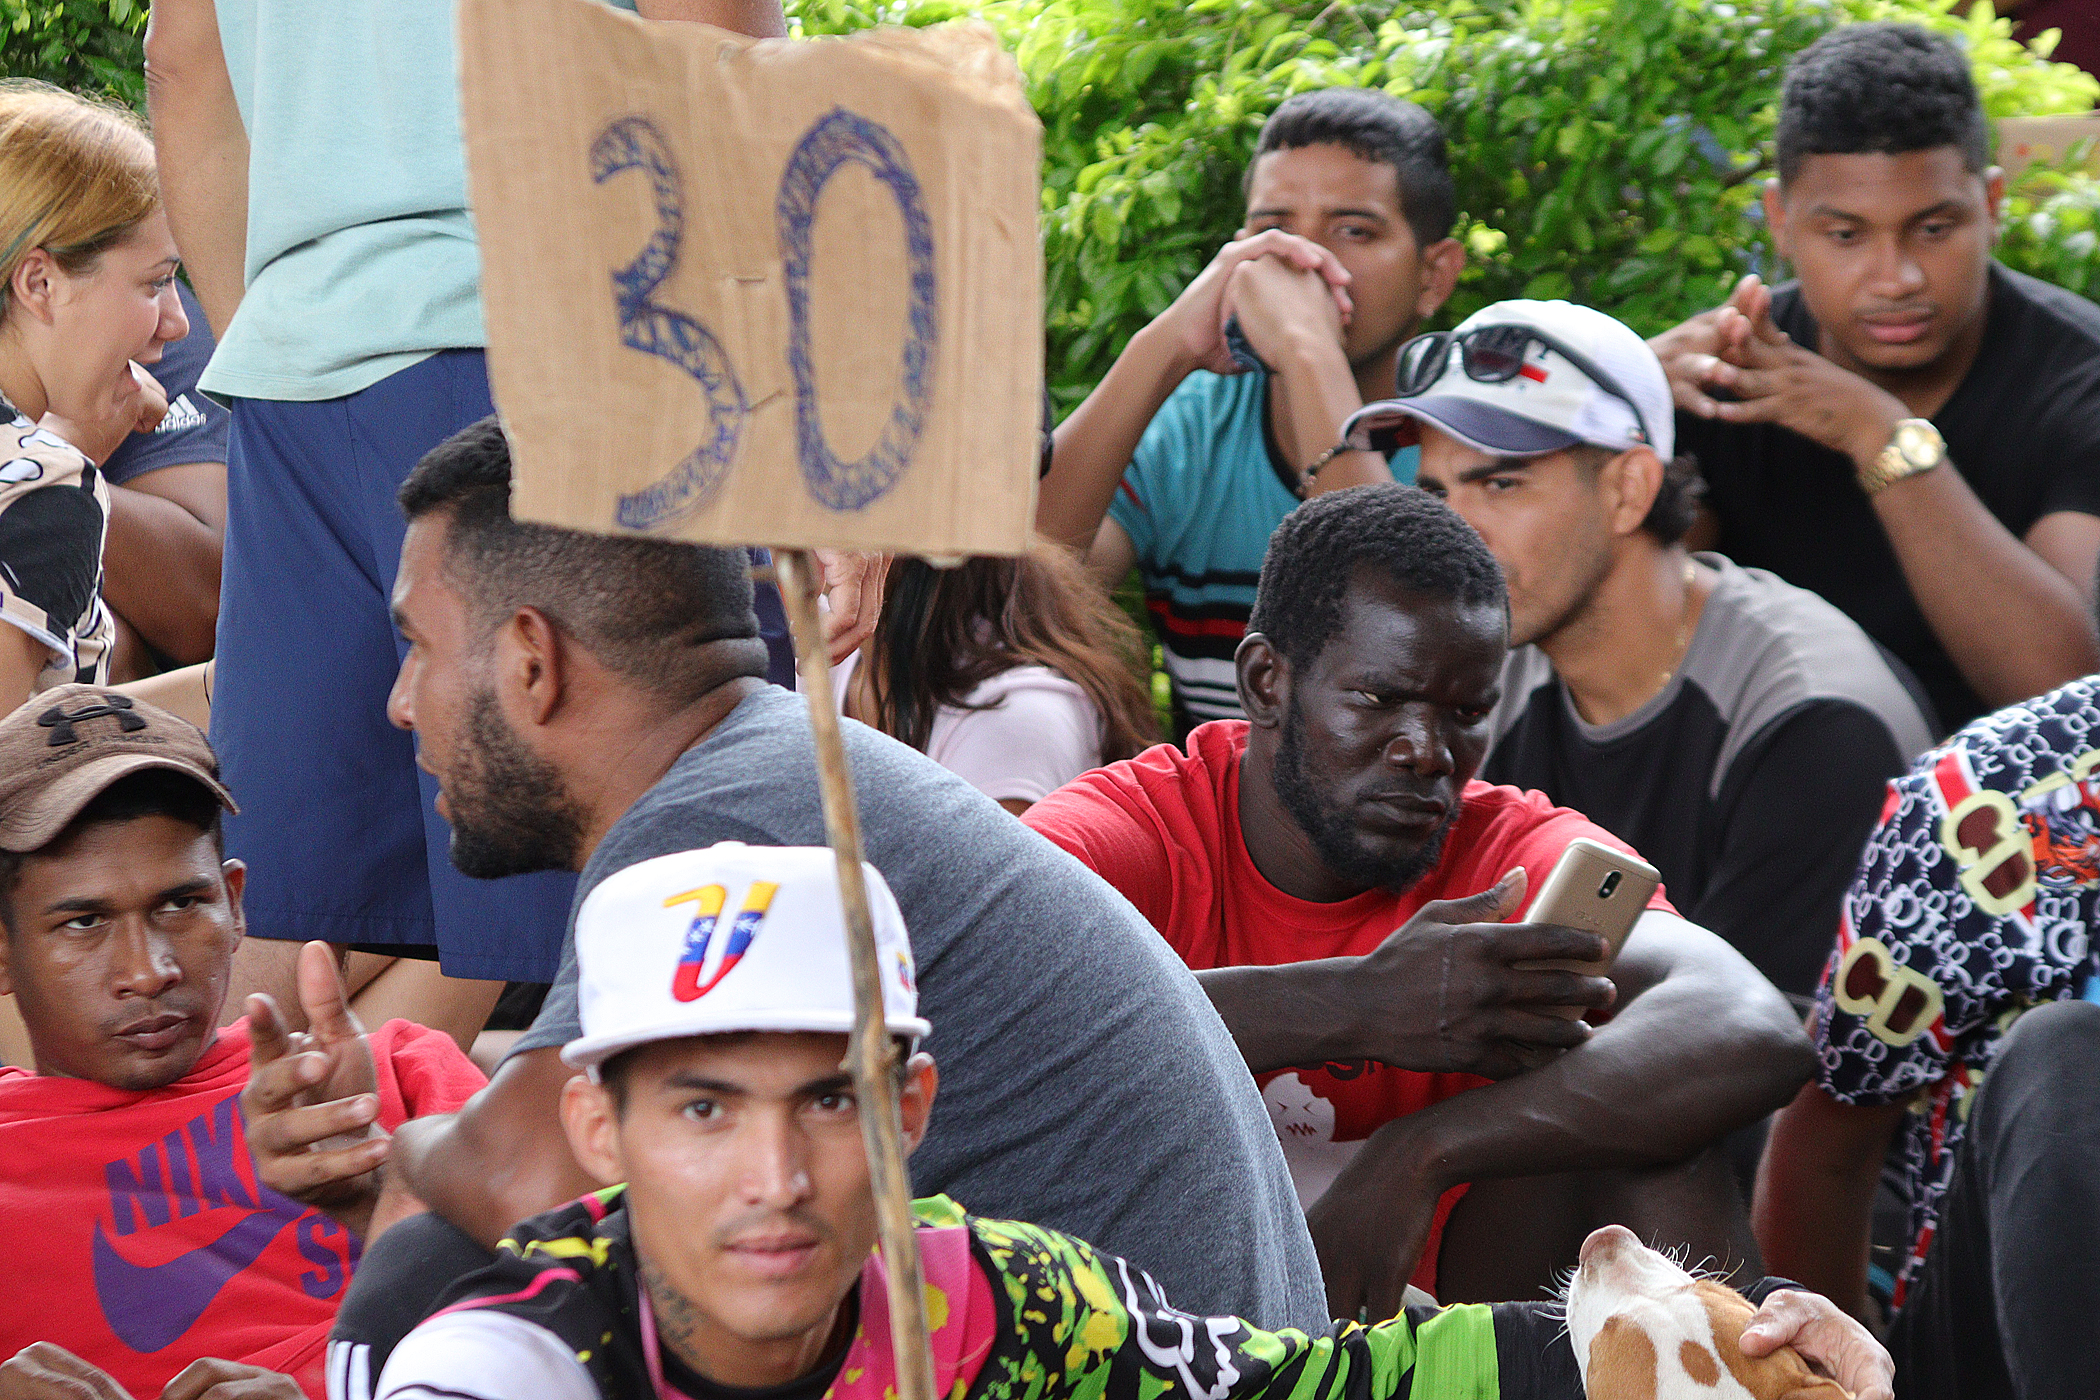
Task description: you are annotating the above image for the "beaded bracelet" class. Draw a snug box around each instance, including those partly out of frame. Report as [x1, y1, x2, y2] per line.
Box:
[1296, 442, 1351, 499]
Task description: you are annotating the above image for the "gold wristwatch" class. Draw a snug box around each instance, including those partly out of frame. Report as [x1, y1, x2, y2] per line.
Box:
[1859, 418, 1946, 496]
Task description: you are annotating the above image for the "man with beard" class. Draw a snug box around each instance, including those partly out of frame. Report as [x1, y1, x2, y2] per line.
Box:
[317, 417, 1324, 1392]
[1024, 484, 1813, 1317]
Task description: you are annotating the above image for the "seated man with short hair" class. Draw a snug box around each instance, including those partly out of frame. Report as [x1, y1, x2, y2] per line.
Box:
[1041, 87, 1463, 727]
[318, 417, 1323, 1388]
[371, 840, 1893, 1400]
[1653, 22, 2100, 734]
[0, 687, 484, 1397]
[1025, 485, 1814, 1313]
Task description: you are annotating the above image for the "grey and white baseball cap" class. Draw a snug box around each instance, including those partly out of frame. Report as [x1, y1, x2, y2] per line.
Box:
[1344, 299, 1674, 462]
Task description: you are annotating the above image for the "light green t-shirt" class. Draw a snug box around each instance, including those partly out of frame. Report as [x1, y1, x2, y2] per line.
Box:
[201, 0, 638, 401]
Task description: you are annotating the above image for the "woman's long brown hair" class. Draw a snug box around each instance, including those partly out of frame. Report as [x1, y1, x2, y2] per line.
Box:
[866, 543, 1160, 764]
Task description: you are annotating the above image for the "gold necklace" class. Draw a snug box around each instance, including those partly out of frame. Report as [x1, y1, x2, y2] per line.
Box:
[1657, 558, 1699, 691]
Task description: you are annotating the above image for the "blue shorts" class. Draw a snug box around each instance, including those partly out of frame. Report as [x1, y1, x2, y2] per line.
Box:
[211, 351, 575, 981]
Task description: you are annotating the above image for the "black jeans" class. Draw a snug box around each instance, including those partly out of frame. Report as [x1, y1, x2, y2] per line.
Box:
[1887, 997, 2100, 1400]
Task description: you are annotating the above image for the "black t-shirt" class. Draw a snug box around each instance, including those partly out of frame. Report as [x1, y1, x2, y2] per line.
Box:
[1482, 557, 1936, 996]
[1677, 263, 2100, 732]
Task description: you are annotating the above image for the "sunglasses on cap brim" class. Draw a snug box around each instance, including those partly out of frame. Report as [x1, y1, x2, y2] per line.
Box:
[1394, 323, 1656, 453]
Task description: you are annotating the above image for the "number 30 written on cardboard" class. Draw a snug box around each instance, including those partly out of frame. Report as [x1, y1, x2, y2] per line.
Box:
[460, 0, 1041, 557]
[600, 109, 939, 529]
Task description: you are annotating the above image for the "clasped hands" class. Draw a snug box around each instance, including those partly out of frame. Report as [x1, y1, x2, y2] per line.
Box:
[1152, 228, 1355, 380]
[1650, 273, 1910, 470]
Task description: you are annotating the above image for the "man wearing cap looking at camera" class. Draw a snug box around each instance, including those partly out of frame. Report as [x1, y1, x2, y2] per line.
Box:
[1351, 301, 1936, 1002]
[0, 687, 484, 1399]
[367, 840, 1894, 1400]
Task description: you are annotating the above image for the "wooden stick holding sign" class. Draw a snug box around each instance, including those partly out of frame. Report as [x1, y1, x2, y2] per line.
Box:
[459, 5, 1044, 1392]
[773, 549, 936, 1400]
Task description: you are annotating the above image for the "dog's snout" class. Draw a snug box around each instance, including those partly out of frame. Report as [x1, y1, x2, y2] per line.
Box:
[1578, 1223, 1641, 1267]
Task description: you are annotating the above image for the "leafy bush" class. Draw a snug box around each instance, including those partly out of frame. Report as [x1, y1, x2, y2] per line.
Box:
[0, 0, 145, 108]
[1005, 0, 2100, 404]
[799, 0, 2100, 404]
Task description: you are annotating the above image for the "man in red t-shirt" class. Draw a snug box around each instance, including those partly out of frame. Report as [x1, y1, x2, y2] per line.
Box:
[1026, 486, 1812, 1314]
[0, 687, 486, 1398]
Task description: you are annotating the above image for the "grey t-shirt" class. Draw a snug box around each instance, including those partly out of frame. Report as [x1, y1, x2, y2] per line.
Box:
[515, 684, 1326, 1333]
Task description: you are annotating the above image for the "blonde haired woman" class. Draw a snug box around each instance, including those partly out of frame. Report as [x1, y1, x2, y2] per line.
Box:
[0, 80, 187, 707]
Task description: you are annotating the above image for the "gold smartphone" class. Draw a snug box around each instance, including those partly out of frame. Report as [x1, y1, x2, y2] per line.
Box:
[1516, 837, 1661, 1019]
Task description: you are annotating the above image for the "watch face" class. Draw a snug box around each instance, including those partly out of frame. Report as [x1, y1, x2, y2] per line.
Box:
[1895, 420, 1942, 469]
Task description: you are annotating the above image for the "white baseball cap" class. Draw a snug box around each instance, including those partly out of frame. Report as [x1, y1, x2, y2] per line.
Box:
[560, 842, 930, 1069]
[1342, 299, 1674, 462]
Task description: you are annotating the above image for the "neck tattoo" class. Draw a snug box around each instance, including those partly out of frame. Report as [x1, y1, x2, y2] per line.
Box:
[640, 1256, 712, 1377]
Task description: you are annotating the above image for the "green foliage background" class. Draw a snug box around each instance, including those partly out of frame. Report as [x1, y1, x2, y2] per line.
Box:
[5, 0, 2098, 408]
[1, 0, 143, 107]
[795, 0, 2100, 408]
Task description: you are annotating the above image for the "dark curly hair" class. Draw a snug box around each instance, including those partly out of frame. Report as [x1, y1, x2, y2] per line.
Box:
[1248, 484, 1505, 672]
[1247, 88, 1456, 251]
[1776, 23, 1988, 186]
[1569, 446, 1707, 545]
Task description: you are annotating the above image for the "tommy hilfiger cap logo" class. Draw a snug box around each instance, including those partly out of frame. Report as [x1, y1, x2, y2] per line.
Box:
[38, 695, 146, 747]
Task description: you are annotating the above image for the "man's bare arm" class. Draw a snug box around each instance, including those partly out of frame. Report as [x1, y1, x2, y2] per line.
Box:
[1667, 294, 2100, 708]
[1044, 324, 1209, 550]
[1382, 912, 1807, 1178]
[1041, 232, 1353, 551]
[102, 463, 225, 666]
[1753, 1083, 1906, 1321]
[1306, 911, 1811, 1310]
[143, 0, 247, 338]
[1196, 871, 1612, 1078]
[1875, 485, 2100, 709]
[387, 1047, 597, 1248]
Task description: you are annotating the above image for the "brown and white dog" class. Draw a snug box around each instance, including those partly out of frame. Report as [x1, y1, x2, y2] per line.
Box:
[1565, 1225, 1852, 1400]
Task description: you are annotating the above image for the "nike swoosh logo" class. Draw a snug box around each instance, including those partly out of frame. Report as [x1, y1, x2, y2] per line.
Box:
[93, 1207, 299, 1352]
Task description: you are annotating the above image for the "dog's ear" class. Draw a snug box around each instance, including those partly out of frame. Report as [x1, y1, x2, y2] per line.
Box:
[1694, 1283, 1855, 1400]
[1583, 1314, 1661, 1400]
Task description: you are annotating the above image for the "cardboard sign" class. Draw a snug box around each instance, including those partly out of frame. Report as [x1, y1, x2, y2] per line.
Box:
[458, 0, 1043, 556]
[1998, 114, 2100, 181]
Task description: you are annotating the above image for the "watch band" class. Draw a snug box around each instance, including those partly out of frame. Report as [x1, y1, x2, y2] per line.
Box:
[1860, 418, 1946, 496]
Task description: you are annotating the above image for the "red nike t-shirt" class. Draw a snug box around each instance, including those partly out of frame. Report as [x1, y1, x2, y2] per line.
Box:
[1024, 721, 1672, 1288]
[0, 1018, 484, 1397]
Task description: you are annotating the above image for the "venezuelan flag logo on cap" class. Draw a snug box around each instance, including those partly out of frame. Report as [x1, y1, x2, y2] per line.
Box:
[669, 881, 779, 1002]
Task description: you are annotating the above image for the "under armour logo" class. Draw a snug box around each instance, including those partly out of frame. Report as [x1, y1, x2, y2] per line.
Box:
[38, 695, 145, 747]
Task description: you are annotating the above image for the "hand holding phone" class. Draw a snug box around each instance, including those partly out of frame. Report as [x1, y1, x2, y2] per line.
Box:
[1514, 838, 1660, 1019]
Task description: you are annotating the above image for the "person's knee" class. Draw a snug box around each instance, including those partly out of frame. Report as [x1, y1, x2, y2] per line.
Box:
[1966, 997, 2100, 1155]
[1582, 1146, 1758, 1278]
[1994, 997, 2100, 1078]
